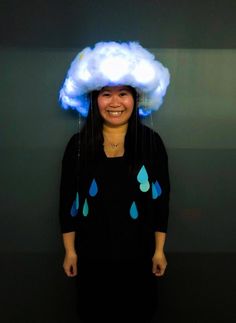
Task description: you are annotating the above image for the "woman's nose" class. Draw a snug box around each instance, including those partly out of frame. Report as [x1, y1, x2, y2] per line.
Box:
[109, 94, 121, 107]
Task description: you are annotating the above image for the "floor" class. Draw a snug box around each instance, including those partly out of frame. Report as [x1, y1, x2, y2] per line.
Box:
[0, 253, 235, 322]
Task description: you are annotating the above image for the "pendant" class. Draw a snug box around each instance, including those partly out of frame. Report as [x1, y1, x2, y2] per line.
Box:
[110, 143, 119, 149]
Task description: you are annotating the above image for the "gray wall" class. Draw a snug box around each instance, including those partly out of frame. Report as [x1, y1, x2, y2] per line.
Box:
[1, 48, 235, 253]
[1, 0, 235, 49]
[0, 1, 235, 322]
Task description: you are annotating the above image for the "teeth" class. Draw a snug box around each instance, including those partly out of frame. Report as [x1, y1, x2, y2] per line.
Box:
[107, 111, 123, 116]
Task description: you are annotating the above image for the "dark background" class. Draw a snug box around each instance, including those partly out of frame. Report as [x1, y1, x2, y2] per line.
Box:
[0, 0, 235, 322]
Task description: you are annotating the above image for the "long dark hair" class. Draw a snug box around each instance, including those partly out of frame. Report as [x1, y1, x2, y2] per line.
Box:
[78, 86, 142, 167]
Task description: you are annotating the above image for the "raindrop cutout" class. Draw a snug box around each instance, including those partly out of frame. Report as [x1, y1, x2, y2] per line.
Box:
[89, 178, 98, 197]
[130, 201, 138, 220]
[140, 181, 150, 192]
[152, 183, 158, 199]
[76, 192, 79, 209]
[137, 165, 150, 192]
[154, 180, 162, 197]
[70, 192, 79, 217]
[83, 198, 89, 217]
[137, 165, 149, 183]
[70, 200, 78, 217]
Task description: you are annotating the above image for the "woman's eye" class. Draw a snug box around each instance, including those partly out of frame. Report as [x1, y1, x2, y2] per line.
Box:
[120, 92, 128, 96]
[101, 92, 110, 97]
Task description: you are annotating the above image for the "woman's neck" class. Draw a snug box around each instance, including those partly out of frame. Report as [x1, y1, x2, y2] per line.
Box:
[103, 123, 128, 135]
[102, 123, 128, 157]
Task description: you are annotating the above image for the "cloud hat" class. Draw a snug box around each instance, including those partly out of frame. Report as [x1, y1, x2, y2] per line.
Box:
[59, 41, 170, 117]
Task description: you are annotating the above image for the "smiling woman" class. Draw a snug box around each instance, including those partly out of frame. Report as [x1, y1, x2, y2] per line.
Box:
[58, 41, 170, 323]
[98, 86, 135, 157]
[97, 86, 134, 128]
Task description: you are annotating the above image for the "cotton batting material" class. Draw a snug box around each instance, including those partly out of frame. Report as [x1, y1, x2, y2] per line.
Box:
[59, 41, 170, 117]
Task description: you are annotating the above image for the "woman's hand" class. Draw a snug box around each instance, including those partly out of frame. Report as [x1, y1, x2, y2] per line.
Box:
[152, 251, 167, 277]
[63, 251, 78, 277]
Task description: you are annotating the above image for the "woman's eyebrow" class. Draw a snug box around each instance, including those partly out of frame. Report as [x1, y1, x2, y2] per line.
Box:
[100, 87, 111, 91]
[100, 86, 130, 92]
[118, 86, 130, 91]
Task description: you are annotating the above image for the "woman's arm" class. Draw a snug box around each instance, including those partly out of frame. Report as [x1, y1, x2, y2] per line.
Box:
[148, 129, 170, 277]
[152, 231, 168, 277]
[62, 232, 78, 277]
[59, 135, 79, 277]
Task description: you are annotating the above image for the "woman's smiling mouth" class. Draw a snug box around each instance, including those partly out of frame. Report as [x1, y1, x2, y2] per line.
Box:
[107, 110, 124, 116]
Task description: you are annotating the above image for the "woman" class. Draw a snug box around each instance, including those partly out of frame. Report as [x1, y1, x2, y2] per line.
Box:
[59, 41, 170, 323]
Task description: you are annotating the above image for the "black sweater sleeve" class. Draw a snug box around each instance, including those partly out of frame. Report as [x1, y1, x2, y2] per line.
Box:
[150, 130, 170, 233]
[59, 134, 78, 233]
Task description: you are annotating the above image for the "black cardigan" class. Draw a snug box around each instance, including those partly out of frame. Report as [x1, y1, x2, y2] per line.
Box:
[59, 125, 170, 233]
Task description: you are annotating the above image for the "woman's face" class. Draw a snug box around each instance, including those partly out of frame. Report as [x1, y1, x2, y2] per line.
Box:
[97, 86, 135, 127]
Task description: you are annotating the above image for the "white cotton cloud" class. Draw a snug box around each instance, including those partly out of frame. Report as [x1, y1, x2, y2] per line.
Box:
[59, 41, 170, 117]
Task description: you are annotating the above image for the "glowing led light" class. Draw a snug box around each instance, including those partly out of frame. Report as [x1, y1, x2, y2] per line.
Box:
[138, 108, 152, 117]
[64, 78, 77, 94]
[154, 84, 163, 95]
[100, 57, 129, 82]
[78, 64, 91, 81]
[60, 94, 76, 109]
[132, 60, 155, 83]
[77, 106, 89, 117]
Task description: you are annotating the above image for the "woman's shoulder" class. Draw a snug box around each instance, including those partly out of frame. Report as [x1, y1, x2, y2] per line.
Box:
[65, 132, 80, 147]
[139, 123, 165, 146]
[137, 123, 168, 164]
[62, 132, 80, 160]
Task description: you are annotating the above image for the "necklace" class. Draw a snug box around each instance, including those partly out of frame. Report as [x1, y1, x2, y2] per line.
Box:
[103, 134, 124, 150]
[108, 142, 119, 149]
[103, 140, 121, 149]
[103, 125, 127, 150]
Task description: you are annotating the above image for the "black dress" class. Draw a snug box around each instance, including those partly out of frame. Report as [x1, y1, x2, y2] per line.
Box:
[59, 124, 170, 323]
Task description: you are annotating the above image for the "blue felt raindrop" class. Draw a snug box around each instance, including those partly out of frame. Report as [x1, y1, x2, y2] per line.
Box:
[130, 201, 138, 220]
[76, 192, 79, 209]
[154, 180, 162, 197]
[70, 200, 78, 217]
[152, 183, 158, 199]
[89, 179, 98, 197]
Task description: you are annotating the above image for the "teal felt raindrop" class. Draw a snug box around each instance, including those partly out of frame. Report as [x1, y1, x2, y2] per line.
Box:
[89, 179, 98, 197]
[130, 201, 138, 219]
[83, 199, 89, 217]
[140, 181, 150, 192]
